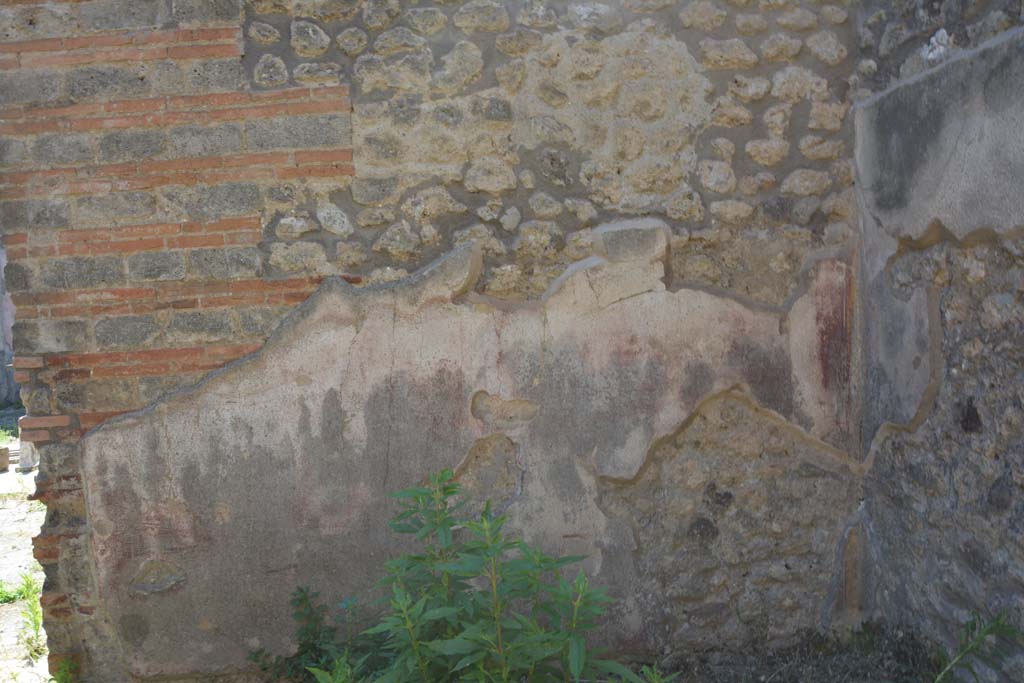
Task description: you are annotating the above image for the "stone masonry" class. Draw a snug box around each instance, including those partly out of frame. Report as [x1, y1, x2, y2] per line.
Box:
[0, 0, 1021, 681]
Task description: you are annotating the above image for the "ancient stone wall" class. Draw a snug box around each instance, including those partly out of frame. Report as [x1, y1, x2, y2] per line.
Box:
[856, 27, 1024, 681]
[0, 0, 1019, 681]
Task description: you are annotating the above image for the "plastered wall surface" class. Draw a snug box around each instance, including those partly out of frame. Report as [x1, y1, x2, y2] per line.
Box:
[0, 0, 1020, 680]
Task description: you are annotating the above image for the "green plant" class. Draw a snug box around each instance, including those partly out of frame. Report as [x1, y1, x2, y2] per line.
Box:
[49, 659, 79, 683]
[360, 469, 639, 683]
[249, 587, 341, 680]
[933, 612, 1024, 683]
[260, 470, 648, 683]
[0, 423, 18, 446]
[308, 653, 366, 683]
[638, 665, 679, 683]
[17, 572, 46, 662]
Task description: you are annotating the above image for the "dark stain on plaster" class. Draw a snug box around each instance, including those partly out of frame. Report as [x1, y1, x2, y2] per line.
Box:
[868, 79, 949, 211]
[686, 517, 719, 546]
[958, 397, 982, 433]
[703, 483, 734, 513]
[726, 339, 794, 418]
[117, 614, 150, 648]
[681, 361, 714, 406]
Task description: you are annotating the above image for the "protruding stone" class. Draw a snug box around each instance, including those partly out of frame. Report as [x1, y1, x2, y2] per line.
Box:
[679, 1, 727, 30]
[477, 198, 503, 222]
[698, 160, 736, 194]
[568, 3, 623, 33]
[820, 6, 848, 25]
[500, 206, 521, 232]
[269, 241, 329, 273]
[707, 97, 750, 131]
[729, 75, 771, 102]
[514, 220, 561, 260]
[771, 66, 828, 102]
[529, 191, 563, 218]
[761, 33, 802, 62]
[432, 41, 484, 94]
[336, 27, 368, 56]
[364, 0, 401, 31]
[518, 0, 558, 28]
[709, 200, 754, 224]
[355, 49, 434, 93]
[496, 59, 526, 93]
[454, 223, 507, 256]
[405, 8, 448, 35]
[798, 135, 844, 160]
[738, 172, 777, 196]
[356, 207, 395, 228]
[781, 169, 831, 196]
[248, 22, 280, 45]
[699, 38, 759, 69]
[664, 187, 705, 222]
[275, 211, 317, 240]
[496, 27, 544, 56]
[569, 40, 605, 80]
[401, 186, 468, 221]
[453, 0, 510, 33]
[776, 8, 817, 31]
[806, 31, 847, 66]
[290, 20, 330, 57]
[808, 101, 847, 131]
[373, 220, 421, 260]
[374, 27, 426, 55]
[565, 198, 598, 225]
[763, 103, 792, 138]
[735, 14, 768, 35]
[316, 203, 353, 238]
[293, 62, 341, 84]
[253, 54, 288, 87]
[465, 157, 517, 194]
[746, 138, 790, 166]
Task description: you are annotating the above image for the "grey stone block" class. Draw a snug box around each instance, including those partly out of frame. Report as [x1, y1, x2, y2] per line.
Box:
[244, 115, 351, 151]
[66, 65, 149, 102]
[0, 70, 62, 105]
[99, 130, 167, 162]
[32, 134, 94, 165]
[171, 0, 241, 24]
[127, 252, 186, 281]
[94, 315, 161, 350]
[14, 320, 90, 353]
[186, 247, 261, 280]
[167, 125, 243, 159]
[0, 199, 70, 232]
[168, 310, 234, 340]
[39, 256, 125, 290]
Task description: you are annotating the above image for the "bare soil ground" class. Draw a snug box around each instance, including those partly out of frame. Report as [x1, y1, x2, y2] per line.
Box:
[0, 463, 49, 683]
[668, 625, 939, 683]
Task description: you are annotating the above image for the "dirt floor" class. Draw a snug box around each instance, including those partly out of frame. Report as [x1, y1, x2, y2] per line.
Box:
[666, 625, 939, 683]
[0, 457, 49, 683]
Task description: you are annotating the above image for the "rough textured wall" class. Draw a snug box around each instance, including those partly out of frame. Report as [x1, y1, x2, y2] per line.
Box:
[240, 0, 859, 306]
[0, 0, 352, 676]
[854, 0, 1021, 91]
[0, 0, 867, 681]
[856, 28, 1024, 682]
[78, 223, 863, 681]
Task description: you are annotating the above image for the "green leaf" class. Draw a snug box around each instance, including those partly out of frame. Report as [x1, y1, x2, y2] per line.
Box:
[306, 667, 333, 683]
[427, 637, 478, 656]
[568, 634, 586, 682]
[422, 606, 458, 622]
[590, 659, 645, 683]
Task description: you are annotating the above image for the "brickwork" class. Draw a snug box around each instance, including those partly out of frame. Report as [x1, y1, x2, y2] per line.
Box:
[0, 1, 356, 675]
